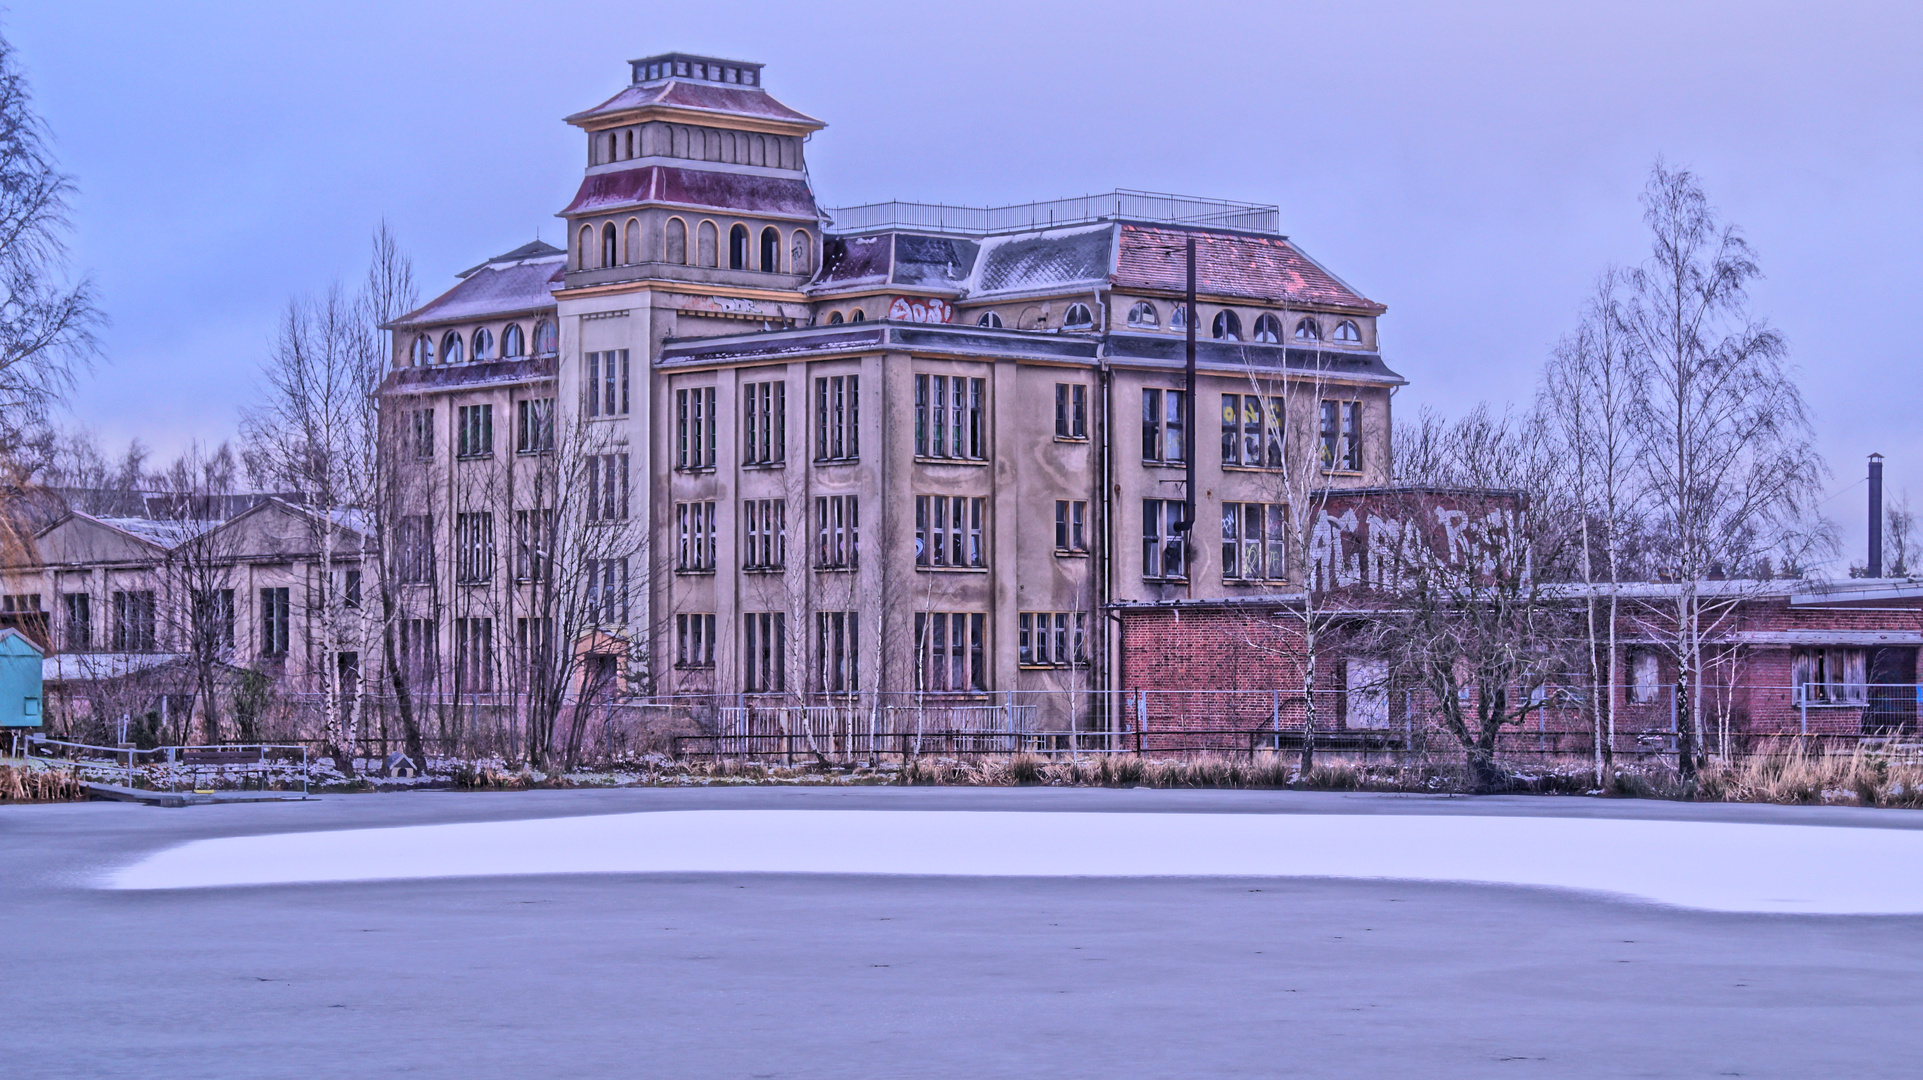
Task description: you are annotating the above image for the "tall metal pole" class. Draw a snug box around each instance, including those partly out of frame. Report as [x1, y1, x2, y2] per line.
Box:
[1869, 453, 1884, 577]
[1184, 235, 1197, 600]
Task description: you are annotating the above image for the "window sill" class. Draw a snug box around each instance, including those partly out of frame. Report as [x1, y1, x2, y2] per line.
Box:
[743, 566, 786, 575]
[1221, 464, 1285, 473]
[1054, 549, 1090, 559]
[674, 466, 717, 475]
[586, 414, 630, 422]
[741, 461, 787, 471]
[813, 457, 860, 466]
[1141, 460, 1187, 469]
[916, 565, 989, 573]
[913, 456, 988, 466]
[515, 449, 554, 457]
[456, 580, 494, 587]
[674, 568, 716, 576]
[456, 454, 494, 462]
[1018, 663, 1087, 671]
[1223, 577, 1290, 586]
[1142, 577, 1190, 584]
[814, 564, 858, 573]
[674, 664, 716, 671]
[1054, 436, 1090, 444]
[1321, 469, 1364, 477]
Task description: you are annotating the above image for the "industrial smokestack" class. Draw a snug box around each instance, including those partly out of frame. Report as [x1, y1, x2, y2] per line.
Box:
[1869, 453, 1885, 578]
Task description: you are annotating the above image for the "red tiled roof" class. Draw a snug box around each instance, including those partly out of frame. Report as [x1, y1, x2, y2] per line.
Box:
[566, 80, 824, 130]
[1114, 224, 1382, 312]
[559, 166, 818, 220]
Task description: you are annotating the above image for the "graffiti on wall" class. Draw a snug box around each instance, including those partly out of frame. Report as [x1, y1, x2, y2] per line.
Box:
[888, 297, 953, 324]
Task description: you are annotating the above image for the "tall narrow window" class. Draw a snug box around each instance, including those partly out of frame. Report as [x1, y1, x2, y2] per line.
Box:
[455, 512, 495, 583]
[442, 331, 464, 364]
[401, 618, 438, 682]
[742, 380, 786, 465]
[601, 223, 618, 268]
[110, 590, 157, 652]
[257, 588, 289, 657]
[1054, 383, 1087, 440]
[915, 495, 986, 568]
[1222, 502, 1288, 581]
[816, 611, 859, 694]
[397, 515, 434, 583]
[1221, 394, 1284, 468]
[624, 218, 640, 264]
[411, 334, 433, 365]
[913, 612, 986, 693]
[729, 223, 749, 270]
[516, 398, 553, 453]
[1142, 499, 1186, 580]
[1320, 400, 1362, 471]
[814, 374, 859, 461]
[457, 404, 493, 458]
[1055, 500, 1087, 553]
[665, 218, 688, 264]
[759, 227, 780, 271]
[676, 501, 717, 571]
[816, 495, 859, 568]
[676, 386, 717, 469]
[411, 408, 434, 459]
[501, 323, 526, 357]
[532, 320, 557, 356]
[471, 327, 493, 361]
[585, 558, 628, 623]
[454, 617, 494, 690]
[791, 231, 812, 274]
[913, 374, 986, 460]
[743, 612, 786, 693]
[62, 592, 90, 650]
[585, 350, 631, 417]
[585, 454, 630, 520]
[742, 499, 787, 570]
[1142, 389, 1187, 464]
[194, 589, 234, 653]
[515, 508, 555, 581]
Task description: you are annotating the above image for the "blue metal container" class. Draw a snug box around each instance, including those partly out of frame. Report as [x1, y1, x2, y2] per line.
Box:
[0, 627, 45, 727]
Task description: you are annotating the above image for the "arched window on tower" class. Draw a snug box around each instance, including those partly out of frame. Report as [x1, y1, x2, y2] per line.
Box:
[1294, 317, 1321, 342]
[729, 224, 750, 270]
[501, 323, 525, 358]
[697, 221, 718, 267]
[791, 231, 812, 275]
[533, 320, 557, 356]
[977, 311, 1002, 328]
[1212, 310, 1241, 341]
[760, 227, 780, 272]
[624, 129, 634, 159]
[471, 327, 493, 361]
[411, 334, 433, 366]
[1063, 303, 1095, 331]
[442, 331, 464, 365]
[1253, 313, 1282, 344]
[601, 223, 617, 269]
[1126, 302, 1158, 329]
[665, 218, 687, 264]
[1334, 319, 1362, 343]
[624, 219, 640, 264]
[577, 225, 593, 270]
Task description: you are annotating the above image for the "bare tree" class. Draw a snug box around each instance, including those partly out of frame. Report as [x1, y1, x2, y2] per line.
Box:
[1540, 268, 1641, 785]
[150, 441, 244, 743]
[1374, 406, 1580, 791]
[1621, 161, 1827, 779]
[1887, 493, 1919, 578]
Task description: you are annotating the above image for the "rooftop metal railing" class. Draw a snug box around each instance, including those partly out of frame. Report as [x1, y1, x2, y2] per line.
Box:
[824, 189, 1282, 236]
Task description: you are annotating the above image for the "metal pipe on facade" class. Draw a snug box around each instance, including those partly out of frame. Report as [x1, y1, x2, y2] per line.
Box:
[1184, 235, 1197, 600]
[1869, 453, 1884, 577]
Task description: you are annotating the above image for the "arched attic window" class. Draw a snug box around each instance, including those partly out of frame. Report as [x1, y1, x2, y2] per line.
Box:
[977, 311, 1002, 328]
[442, 330, 464, 364]
[791, 231, 812, 275]
[625, 219, 640, 264]
[697, 221, 718, 267]
[533, 320, 557, 356]
[501, 323, 525, 358]
[601, 223, 618, 269]
[665, 218, 688, 264]
[1063, 303, 1094, 331]
[849, 309, 865, 322]
[1169, 304, 1188, 332]
[1126, 302, 1158, 328]
[471, 327, 493, 361]
[729, 224, 750, 270]
[827, 311, 844, 325]
[1294, 317, 1321, 342]
[1212, 310, 1241, 341]
[411, 334, 433, 366]
[1334, 319, 1362, 343]
[1253, 313, 1282, 344]
[760, 227, 780, 272]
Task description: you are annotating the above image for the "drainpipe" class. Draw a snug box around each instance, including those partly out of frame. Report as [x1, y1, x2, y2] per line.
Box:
[1184, 235, 1197, 601]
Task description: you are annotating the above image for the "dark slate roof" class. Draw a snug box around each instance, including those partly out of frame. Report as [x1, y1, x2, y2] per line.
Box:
[458, 239, 562, 278]
[376, 356, 556, 396]
[1114, 223, 1382, 312]
[392, 252, 563, 329]
[565, 79, 824, 129]
[967, 224, 1113, 296]
[559, 165, 818, 219]
[811, 233, 979, 293]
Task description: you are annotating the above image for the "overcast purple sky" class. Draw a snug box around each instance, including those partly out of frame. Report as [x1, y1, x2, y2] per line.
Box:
[15, 1, 1921, 565]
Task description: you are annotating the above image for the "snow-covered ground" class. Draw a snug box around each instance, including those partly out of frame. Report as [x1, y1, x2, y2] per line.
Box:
[106, 809, 1923, 915]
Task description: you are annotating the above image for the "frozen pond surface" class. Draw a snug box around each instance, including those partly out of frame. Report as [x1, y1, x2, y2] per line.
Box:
[13, 789, 1923, 1079]
[112, 807, 1923, 914]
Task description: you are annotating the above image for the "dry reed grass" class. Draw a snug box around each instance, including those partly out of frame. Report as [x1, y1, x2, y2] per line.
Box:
[0, 765, 88, 803]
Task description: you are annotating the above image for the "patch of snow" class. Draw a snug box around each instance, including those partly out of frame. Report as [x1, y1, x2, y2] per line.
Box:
[105, 811, 1923, 915]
